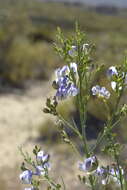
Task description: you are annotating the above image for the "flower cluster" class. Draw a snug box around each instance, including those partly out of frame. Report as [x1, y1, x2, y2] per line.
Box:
[79, 156, 125, 186]
[91, 85, 110, 99]
[53, 63, 79, 100]
[68, 44, 89, 57]
[95, 166, 109, 185]
[19, 28, 127, 190]
[35, 150, 50, 176]
[91, 65, 127, 99]
[107, 66, 127, 91]
[96, 165, 125, 186]
[20, 149, 50, 190]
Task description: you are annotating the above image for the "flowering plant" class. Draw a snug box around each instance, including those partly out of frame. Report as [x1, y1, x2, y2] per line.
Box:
[19, 25, 127, 190]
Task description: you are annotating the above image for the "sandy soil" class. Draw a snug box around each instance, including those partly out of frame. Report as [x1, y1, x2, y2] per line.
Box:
[0, 81, 85, 190]
[0, 81, 51, 169]
[0, 81, 55, 190]
[0, 81, 110, 190]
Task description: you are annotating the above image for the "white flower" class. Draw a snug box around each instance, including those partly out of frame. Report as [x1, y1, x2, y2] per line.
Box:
[83, 43, 89, 53]
[111, 81, 117, 91]
[111, 81, 122, 91]
[20, 170, 32, 184]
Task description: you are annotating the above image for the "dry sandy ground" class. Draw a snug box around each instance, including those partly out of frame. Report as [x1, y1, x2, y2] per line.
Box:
[0, 81, 50, 168]
[0, 81, 112, 190]
[0, 81, 54, 189]
[0, 81, 86, 190]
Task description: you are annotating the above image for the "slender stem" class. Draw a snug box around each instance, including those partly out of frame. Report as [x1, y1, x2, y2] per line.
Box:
[89, 175, 95, 190]
[69, 140, 82, 158]
[58, 114, 83, 140]
[78, 69, 89, 157]
[44, 175, 60, 190]
[91, 118, 120, 153]
[77, 41, 96, 189]
[58, 115, 82, 158]
[114, 152, 124, 190]
[105, 90, 124, 190]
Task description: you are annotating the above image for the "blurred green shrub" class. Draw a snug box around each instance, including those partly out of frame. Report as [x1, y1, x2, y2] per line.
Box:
[0, 0, 127, 89]
[0, 3, 58, 87]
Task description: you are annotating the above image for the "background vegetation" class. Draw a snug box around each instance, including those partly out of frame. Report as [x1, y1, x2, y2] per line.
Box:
[0, 0, 127, 88]
[0, 1, 127, 189]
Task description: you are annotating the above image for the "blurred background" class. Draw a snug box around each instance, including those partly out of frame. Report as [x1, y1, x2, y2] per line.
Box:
[0, 0, 127, 189]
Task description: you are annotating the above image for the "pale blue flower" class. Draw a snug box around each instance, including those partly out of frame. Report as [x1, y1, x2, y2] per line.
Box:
[36, 165, 45, 176]
[56, 66, 69, 79]
[57, 76, 69, 87]
[55, 63, 77, 83]
[95, 167, 109, 185]
[79, 156, 98, 173]
[37, 151, 49, 163]
[36, 163, 51, 176]
[67, 83, 79, 96]
[107, 66, 118, 77]
[54, 65, 79, 100]
[56, 85, 69, 100]
[92, 85, 110, 99]
[91, 85, 101, 96]
[99, 87, 110, 99]
[56, 82, 79, 100]
[109, 166, 124, 185]
[20, 170, 32, 184]
[68, 45, 77, 57]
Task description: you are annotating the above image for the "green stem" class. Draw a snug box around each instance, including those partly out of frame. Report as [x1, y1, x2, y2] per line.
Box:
[89, 175, 95, 190]
[91, 118, 120, 153]
[114, 153, 124, 190]
[78, 70, 89, 157]
[58, 115, 82, 158]
[58, 115, 83, 141]
[105, 91, 124, 190]
[44, 175, 61, 190]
